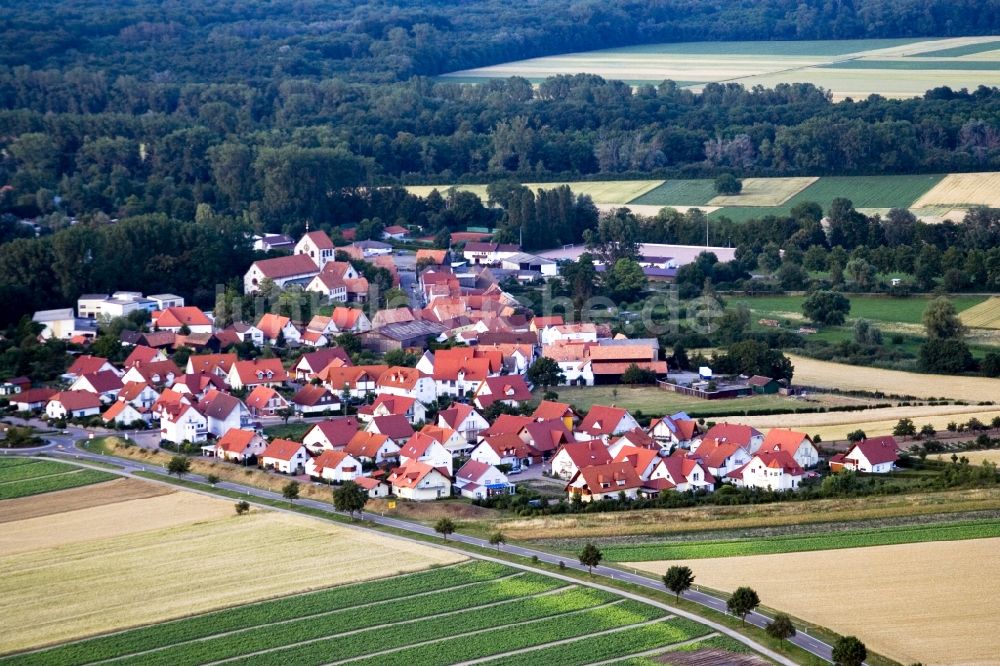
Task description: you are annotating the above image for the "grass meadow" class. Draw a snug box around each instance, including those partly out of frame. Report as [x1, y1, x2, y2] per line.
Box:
[0, 458, 114, 500]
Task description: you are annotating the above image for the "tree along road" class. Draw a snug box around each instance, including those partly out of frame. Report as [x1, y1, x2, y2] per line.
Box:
[11, 437, 841, 664]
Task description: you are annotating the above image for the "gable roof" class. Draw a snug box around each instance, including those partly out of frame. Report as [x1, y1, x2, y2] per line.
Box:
[388, 460, 444, 489]
[67, 355, 111, 377]
[456, 459, 495, 483]
[124, 345, 162, 368]
[378, 366, 425, 391]
[399, 431, 442, 460]
[656, 454, 716, 486]
[520, 419, 575, 453]
[261, 438, 305, 461]
[476, 375, 532, 406]
[230, 358, 288, 385]
[187, 353, 237, 375]
[118, 381, 154, 402]
[311, 449, 356, 473]
[217, 428, 260, 454]
[438, 403, 478, 429]
[253, 254, 319, 279]
[127, 359, 182, 385]
[102, 400, 139, 422]
[613, 445, 661, 474]
[297, 348, 352, 374]
[359, 393, 415, 418]
[531, 400, 575, 422]
[302, 230, 335, 250]
[200, 390, 244, 419]
[291, 384, 335, 407]
[331, 307, 365, 330]
[577, 405, 630, 436]
[155, 307, 211, 328]
[690, 439, 748, 469]
[246, 385, 287, 410]
[760, 428, 812, 454]
[306, 417, 360, 448]
[257, 313, 293, 341]
[570, 462, 643, 493]
[79, 370, 124, 393]
[50, 390, 102, 411]
[848, 436, 900, 466]
[556, 440, 612, 469]
[482, 414, 533, 437]
[345, 431, 393, 458]
[702, 422, 763, 446]
[477, 433, 532, 459]
[369, 414, 415, 440]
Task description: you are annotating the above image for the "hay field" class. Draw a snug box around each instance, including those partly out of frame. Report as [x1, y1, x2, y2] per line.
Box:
[787, 353, 1000, 400]
[959, 297, 1000, 329]
[706, 177, 817, 206]
[0, 489, 462, 653]
[912, 171, 1000, 207]
[628, 537, 1000, 665]
[404, 180, 662, 204]
[0, 477, 170, 523]
[735, 404, 1000, 442]
[933, 449, 1000, 464]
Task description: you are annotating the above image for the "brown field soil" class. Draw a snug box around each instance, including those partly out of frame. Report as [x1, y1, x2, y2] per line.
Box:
[629, 538, 1000, 665]
[706, 177, 817, 207]
[492, 487, 1000, 541]
[92, 437, 337, 501]
[734, 404, 1000, 441]
[0, 477, 170, 523]
[0, 486, 463, 653]
[787, 353, 1000, 400]
[912, 171, 1000, 208]
[369, 496, 502, 523]
[0, 491, 235, 556]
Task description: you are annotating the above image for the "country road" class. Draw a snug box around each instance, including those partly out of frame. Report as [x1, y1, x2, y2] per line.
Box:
[4, 431, 842, 665]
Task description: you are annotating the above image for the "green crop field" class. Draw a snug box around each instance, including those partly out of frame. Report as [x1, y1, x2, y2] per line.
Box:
[599, 38, 924, 57]
[546, 385, 794, 417]
[630, 180, 727, 206]
[737, 294, 986, 326]
[915, 41, 1000, 57]
[822, 60, 1000, 70]
[2, 561, 717, 666]
[602, 520, 1000, 561]
[0, 458, 114, 500]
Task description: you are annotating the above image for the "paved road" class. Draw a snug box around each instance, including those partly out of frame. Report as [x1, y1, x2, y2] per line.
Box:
[11, 436, 838, 664]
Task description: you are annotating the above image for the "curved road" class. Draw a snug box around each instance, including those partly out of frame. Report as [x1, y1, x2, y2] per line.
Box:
[6, 431, 838, 664]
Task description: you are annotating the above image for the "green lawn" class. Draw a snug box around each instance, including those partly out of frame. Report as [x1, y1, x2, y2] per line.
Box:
[4, 560, 714, 666]
[548, 386, 792, 417]
[262, 422, 313, 441]
[0, 458, 114, 500]
[601, 520, 1000, 561]
[736, 293, 986, 325]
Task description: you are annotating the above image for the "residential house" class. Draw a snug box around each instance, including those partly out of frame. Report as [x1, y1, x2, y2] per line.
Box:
[69, 371, 124, 403]
[256, 313, 300, 345]
[759, 429, 820, 468]
[357, 393, 426, 425]
[227, 322, 265, 346]
[123, 345, 167, 368]
[244, 254, 319, 293]
[531, 401, 578, 430]
[587, 342, 667, 382]
[46, 390, 102, 419]
[648, 413, 699, 450]
[66, 355, 117, 380]
[227, 358, 288, 390]
[550, 440, 612, 480]
[613, 445, 662, 481]
[606, 428, 660, 458]
[688, 438, 752, 479]
[833, 436, 899, 474]
[212, 428, 267, 462]
[647, 453, 716, 493]
[575, 405, 640, 443]
[365, 414, 415, 445]
[518, 419, 575, 461]
[398, 431, 454, 475]
[541, 323, 599, 346]
[730, 451, 804, 491]
[316, 364, 387, 399]
[12, 388, 57, 412]
[246, 385, 291, 417]
[159, 403, 208, 443]
[201, 390, 250, 437]
[345, 431, 400, 464]
[695, 423, 764, 454]
[302, 417, 361, 454]
[388, 461, 452, 501]
[117, 381, 160, 410]
[101, 401, 147, 426]
[566, 462, 643, 502]
[469, 433, 537, 468]
[454, 460, 514, 499]
[331, 307, 372, 334]
[542, 342, 594, 386]
[430, 348, 501, 399]
[152, 307, 213, 334]
[121, 360, 181, 388]
[481, 414, 533, 437]
[291, 384, 339, 415]
[260, 438, 309, 474]
[419, 424, 469, 456]
[306, 450, 363, 483]
[306, 272, 349, 303]
[438, 403, 489, 444]
[293, 348, 351, 380]
[186, 353, 237, 378]
[355, 476, 391, 498]
[295, 230, 336, 269]
[473, 375, 533, 410]
[382, 224, 409, 240]
[377, 366, 437, 404]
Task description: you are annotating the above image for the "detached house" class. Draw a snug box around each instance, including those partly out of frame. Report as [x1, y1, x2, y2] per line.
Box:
[833, 436, 899, 474]
[470, 433, 537, 469]
[648, 413, 699, 450]
[695, 423, 764, 454]
[566, 462, 643, 502]
[66, 355, 117, 380]
[291, 384, 339, 415]
[550, 440, 613, 480]
[257, 313, 301, 345]
[121, 360, 181, 388]
[160, 403, 208, 443]
[246, 385, 290, 417]
[531, 400, 578, 430]
[455, 460, 514, 500]
[758, 429, 820, 468]
[69, 370, 124, 403]
[357, 393, 426, 425]
[388, 461, 452, 501]
[377, 366, 437, 404]
[293, 348, 352, 380]
[187, 353, 237, 379]
[330, 307, 372, 334]
[306, 450, 363, 483]
[102, 401, 147, 426]
[117, 381, 160, 410]
[365, 414, 415, 445]
[345, 431, 400, 464]
[419, 424, 468, 456]
[227, 358, 288, 390]
[612, 445, 662, 481]
[244, 254, 319, 293]
[575, 405, 640, 443]
[438, 403, 489, 444]
[260, 438, 309, 474]
[152, 307, 213, 334]
[46, 390, 102, 419]
[647, 453, 715, 493]
[302, 417, 361, 454]
[398, 431, 453, 475]
[730, 451, 804, 491]
[473, 375, 533, 410]
[201, 390, 250, 437]
[689, 438, 752, 479]
[212, 428, 267, 462]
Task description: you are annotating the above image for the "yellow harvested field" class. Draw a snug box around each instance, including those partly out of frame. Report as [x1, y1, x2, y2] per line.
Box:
[405, 180, 663, 204]
[629, 538, 1000, 665]
[707, 177, 817, 206]
[932, 449, 1000, 464]
[913, 171, 1000, 208]
[734, 404, 1000, 442]
[0, 477, 171, 523]
[787, 353, 1000, 400]
[0, 489, 462, 652]
[959, 296, 1000, 329]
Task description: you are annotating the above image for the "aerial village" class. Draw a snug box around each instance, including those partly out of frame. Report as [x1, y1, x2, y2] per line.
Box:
[16, 229, 901, 506]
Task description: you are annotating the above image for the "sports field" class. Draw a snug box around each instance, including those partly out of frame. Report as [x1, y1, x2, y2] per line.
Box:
[959, 296, 1000, 329]
[628, 537, 1000, 665]
[0, 483, 463, 653]
[0, 458, 114, 500]
[787, 353, 1000, 400]
[444, 36, 1000, 100]
[1, 559, 717, 666]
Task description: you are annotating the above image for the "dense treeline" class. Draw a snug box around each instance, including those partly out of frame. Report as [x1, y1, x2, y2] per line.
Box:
[5, 1, 998, 83]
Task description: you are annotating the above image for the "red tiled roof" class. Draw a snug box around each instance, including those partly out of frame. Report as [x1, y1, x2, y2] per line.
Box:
[13, 388, 57, 404]
[154, 307, 211, 328]
[311, 449, 356, 473]
[761, 428, 811, 455]
[50, 390, 101, 411]
[531, 400, 575, 422]
[703, 422, 763, 447]
[217, 428, 259, 454]
[302, 230, 335, 250]
[556, 440, 612, 469]
[261, 438, 305, 461]
[246, 385, 286, 410]
[188, 353, 237, 375]
[79, 370, 124, 393]
[231, 358, 288, 385]
[848, 436, 900, 466]
[369, 414, 415, 440]
[253, 254, 319, 279]
[67, 355, 110, 377]
[577, 405, 630, 436]
[476, 375, 532, 406]
[345, 431, 393, 459]
[437, 403, 476, 429]
[306, 417, 360, 448]
[571, 462, 643, 493]
[124, 345, 161, 368]
[388, 461, 443, 489]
